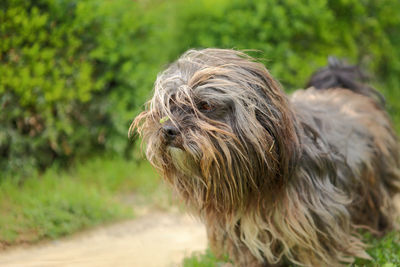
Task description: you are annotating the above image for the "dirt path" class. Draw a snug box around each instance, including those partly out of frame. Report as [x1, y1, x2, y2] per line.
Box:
[0, 211, 207, 267]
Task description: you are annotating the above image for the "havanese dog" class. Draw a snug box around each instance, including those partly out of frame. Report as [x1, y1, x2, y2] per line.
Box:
[131, 49, 400, 266]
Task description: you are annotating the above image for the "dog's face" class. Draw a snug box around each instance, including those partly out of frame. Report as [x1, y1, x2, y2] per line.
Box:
[132, 49, 299, 213]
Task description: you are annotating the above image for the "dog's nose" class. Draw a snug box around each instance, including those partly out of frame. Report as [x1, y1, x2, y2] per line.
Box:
[162, 125, 179, 141]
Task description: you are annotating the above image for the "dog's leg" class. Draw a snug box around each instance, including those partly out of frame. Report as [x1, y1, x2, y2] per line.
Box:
[206, 223, 273, 267]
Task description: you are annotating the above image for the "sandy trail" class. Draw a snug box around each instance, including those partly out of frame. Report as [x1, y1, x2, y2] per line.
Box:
[0, 211, 207, 267]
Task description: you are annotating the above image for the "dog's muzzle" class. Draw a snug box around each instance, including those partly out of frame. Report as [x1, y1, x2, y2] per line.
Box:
[162, 124, 179, 146]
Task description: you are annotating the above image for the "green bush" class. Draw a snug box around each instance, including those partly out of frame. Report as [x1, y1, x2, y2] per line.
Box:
[1, 0, 400, 176]
[0, 0, 170, 175]
[1, 0, 102, 175]
[173, 0, 400, 89]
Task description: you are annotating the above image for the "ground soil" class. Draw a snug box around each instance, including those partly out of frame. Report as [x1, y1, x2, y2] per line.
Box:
[0, 211, 207, 267]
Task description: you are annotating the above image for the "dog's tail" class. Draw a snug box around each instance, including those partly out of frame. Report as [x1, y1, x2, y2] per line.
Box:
[306, 56, 385, 106]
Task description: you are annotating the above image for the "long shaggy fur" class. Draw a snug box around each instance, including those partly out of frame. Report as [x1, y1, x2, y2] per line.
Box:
[131, 49, 400, 266]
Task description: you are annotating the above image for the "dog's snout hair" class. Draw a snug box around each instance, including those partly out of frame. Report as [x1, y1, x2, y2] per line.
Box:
[131, 49, 400, 267]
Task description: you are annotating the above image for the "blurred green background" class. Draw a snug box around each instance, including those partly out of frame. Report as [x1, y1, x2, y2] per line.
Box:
[0, 0, 399, 264]
[2, 0, 400, 176]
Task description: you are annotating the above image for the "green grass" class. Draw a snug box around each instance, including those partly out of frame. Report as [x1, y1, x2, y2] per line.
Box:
[182, 249, 227, 267]
[353, 231, 400, 266]
[0, 157, 161, 247]
[183, 231, 400, 267]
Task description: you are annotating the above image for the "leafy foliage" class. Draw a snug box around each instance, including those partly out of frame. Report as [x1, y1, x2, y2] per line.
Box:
[173, 0, 400, 90]
[0, 0, 167, 175]
[1, 0, 104, 175]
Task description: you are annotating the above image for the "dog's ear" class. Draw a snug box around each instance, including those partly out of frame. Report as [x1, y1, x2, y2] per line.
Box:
[244, 66, 301, 182]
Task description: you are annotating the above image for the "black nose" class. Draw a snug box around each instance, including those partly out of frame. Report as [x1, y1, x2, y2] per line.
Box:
[162, 125, 179, 141]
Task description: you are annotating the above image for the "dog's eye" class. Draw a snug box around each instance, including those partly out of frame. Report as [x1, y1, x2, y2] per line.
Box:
[199, 101, 213, 112]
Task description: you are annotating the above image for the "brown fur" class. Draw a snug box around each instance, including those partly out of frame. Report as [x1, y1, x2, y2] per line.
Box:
[131, 49, 400, 266]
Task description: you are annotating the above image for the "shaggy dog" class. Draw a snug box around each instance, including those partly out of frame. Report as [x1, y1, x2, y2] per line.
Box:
[131, 49, 400, 266]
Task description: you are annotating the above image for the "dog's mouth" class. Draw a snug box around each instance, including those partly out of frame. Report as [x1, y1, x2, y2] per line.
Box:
[166, 140, 183, 149]
[168, 146, 198, 176]
[162, 130, 184, 149]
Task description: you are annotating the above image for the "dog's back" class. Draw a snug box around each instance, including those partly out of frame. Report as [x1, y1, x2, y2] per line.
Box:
[291, 59, 400, 232]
